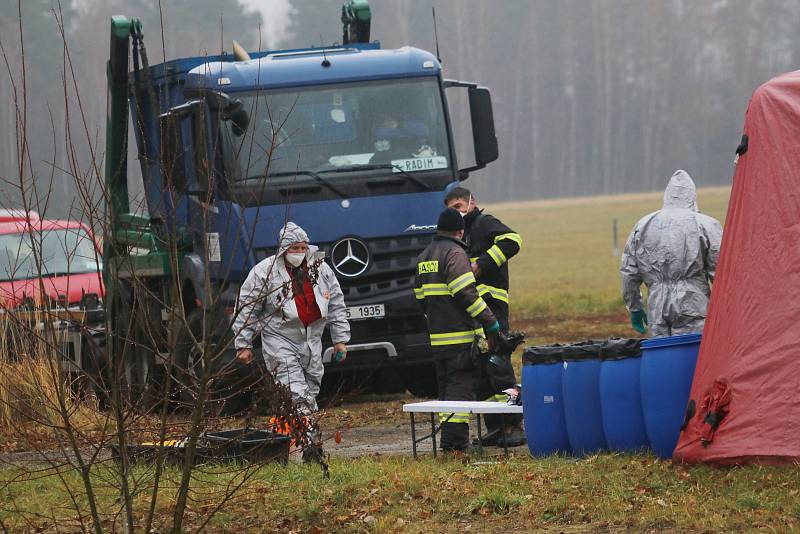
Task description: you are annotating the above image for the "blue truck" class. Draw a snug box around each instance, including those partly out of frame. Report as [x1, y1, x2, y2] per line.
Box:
[104, 1, 498, 404]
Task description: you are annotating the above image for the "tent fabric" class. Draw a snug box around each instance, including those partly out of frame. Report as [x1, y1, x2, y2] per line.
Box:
[673, 70, 800, 464]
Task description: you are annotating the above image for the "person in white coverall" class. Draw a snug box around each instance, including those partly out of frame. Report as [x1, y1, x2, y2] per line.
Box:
[233, 222, 350, 416]
[620, 170, 723, 338]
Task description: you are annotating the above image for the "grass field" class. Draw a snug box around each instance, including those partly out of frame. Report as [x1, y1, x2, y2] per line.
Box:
[2, 455, 799, 532]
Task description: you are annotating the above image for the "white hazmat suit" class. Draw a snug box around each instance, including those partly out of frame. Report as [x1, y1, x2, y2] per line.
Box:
[620, 170, 723, 337]
[233, 222, 350, 414]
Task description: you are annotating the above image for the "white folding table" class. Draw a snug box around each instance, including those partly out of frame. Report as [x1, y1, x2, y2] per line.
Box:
[402, 400, 524, 458]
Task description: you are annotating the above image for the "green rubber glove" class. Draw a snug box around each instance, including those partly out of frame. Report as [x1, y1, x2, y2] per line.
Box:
[630, 310, 648, 334]
[485, 321, 500, 335]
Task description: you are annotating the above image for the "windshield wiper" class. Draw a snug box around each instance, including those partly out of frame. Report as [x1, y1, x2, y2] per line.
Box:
[250, 170, 347, 198]
[319, 164, 432, 191]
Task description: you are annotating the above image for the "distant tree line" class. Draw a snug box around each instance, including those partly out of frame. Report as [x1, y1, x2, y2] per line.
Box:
[0, 0, 264, 218]
[2, 0, 800, 215]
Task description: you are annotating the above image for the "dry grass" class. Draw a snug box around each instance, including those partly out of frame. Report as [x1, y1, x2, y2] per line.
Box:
[0, 316, 106, 449]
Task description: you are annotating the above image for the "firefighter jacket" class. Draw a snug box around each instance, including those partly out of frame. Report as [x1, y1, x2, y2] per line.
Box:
[463, 209, 522, 310]
[414, 234, 498, 349]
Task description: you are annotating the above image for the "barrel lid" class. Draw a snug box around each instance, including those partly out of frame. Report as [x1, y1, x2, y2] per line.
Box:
[641, 333, 702, 350]
[598, 337, 643, 360]
[523, 338, 643, 365]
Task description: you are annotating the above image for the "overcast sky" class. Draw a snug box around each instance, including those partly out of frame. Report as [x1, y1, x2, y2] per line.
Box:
[238, 0, 292, 47]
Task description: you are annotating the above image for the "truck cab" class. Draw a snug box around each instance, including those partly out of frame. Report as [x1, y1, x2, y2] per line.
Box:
[108, 2, 498, 399]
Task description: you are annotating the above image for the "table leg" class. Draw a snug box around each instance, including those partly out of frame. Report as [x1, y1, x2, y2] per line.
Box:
[430, 413, 437, 458]
[410, 413, 417, 459]
[476, 414, 483, 457]
[500, 413, 509, 457]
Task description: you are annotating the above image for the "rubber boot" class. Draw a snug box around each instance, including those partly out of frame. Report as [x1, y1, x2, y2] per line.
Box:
[440, 422, 469, 452]
[302, 421, 324, 464]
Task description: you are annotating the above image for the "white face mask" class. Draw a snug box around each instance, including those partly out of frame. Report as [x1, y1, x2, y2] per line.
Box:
[285, 252, 305, 267]
[457, 195, 473, 217]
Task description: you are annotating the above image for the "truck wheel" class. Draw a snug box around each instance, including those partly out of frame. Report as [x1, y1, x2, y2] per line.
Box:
[128, 302, 164, 412]
[81, 333, 109, 409]
[108, 282, 160, 412]
[370, 367, 407, 394]
[108, 281, 138, 408]
[400, 363, 439, 398]
[175, 309, 211, 412]
[175, 308, 240, 415]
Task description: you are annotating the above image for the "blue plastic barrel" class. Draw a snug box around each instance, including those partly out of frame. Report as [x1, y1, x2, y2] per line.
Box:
[522, 349, 571, 456]
[639, 333, 702, 459]
[562, 357, 607, 455]
[599, 355, 649, 452]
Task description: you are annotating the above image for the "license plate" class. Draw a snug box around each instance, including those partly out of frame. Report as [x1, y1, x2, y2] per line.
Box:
[345, 304, 385, 320]
[391, 156, 448, 172]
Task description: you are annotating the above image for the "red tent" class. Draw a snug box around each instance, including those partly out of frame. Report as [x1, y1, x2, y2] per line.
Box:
[673, 70, 800, 465]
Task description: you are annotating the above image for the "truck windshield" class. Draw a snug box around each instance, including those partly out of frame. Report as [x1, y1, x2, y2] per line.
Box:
[222, 77, 450, 182]
[0, 228, 100, 282]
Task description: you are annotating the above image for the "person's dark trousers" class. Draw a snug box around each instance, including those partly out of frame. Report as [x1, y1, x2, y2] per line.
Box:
[475, 297, 523, 431]
[434, 345, 477, 452]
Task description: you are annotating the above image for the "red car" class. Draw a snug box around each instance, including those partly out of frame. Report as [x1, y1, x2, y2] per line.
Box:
[0, 209, 104, 371]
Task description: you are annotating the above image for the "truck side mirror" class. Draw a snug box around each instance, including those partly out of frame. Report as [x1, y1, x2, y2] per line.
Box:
[190, 102, 211, 195]
[160, 112, 187, 191]
[184, 88, 249, 136]
[468, 86, 498, 167]
[227, 100, 250, 137]
[160, 100, 211, 197]
[445, 80, 499, 178]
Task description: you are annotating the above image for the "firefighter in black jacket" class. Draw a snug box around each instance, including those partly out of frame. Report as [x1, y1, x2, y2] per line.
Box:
[415, 207, 501, 452]
[445, 186, 525, 447]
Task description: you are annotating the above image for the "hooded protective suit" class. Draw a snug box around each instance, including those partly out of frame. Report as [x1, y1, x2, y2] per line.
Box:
[233, 222, 350, 413]
[620, 170, 723, 337]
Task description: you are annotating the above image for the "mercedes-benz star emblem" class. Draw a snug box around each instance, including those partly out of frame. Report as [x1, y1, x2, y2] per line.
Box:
[331, 237, 369, 278]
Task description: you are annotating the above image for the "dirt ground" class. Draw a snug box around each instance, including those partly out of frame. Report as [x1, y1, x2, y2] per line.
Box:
[0, 421, 526, 466]
[315, 312, 631, 458]
[0, 313, 627, 462]
[324, 423, 528, 458]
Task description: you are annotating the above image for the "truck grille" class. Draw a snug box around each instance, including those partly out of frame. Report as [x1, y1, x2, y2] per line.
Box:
[254, 234, 433, 300]
[331, 234, 432, 300]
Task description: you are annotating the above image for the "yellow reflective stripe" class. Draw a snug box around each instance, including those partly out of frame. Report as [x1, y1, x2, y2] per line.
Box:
[466, 297, 488, 318]
[430, 333, 475, 346]
[429, 328, 484, 346]
[469, 257, 479, 263]
[414, 287, 424, 300]
[483, 394, 507, 403]
[439, 412, 470, 424]
[488, 287, 509, 303]
[492, 244, 508, 264]
[495, 232, 522, 247]
[476, 284, 510, 304]
[448, 271, 475, 294]
[429, 328, 484, 339]
[420, 283, 450, 297]
[487, 245, 506, 267]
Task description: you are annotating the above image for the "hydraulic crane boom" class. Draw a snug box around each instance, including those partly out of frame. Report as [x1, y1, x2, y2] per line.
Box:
[105, 15, 138, 220]
[341, 0, 371, 44]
